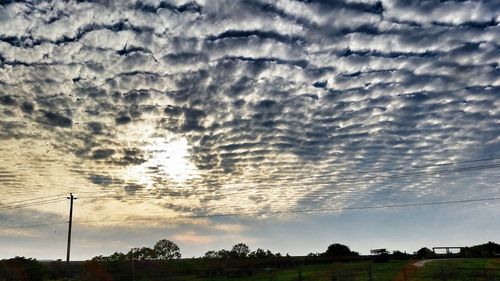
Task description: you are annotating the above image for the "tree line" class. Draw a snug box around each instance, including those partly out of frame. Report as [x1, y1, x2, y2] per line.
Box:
[91, 241, 362, 262]
[91, 239, 181, 262]
[203, 243, 287, 259]
[2, 241, 498, 281]
[90, 240, 500, 262]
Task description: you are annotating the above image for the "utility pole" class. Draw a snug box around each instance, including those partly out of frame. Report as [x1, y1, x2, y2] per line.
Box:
[66, 193, 76, 277]
[130, 250, 136, 281]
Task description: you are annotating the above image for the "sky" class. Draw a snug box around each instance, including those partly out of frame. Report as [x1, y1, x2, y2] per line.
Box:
[0, 0, 499, 260]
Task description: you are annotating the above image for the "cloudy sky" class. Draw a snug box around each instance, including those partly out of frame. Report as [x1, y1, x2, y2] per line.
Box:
[0, 0, 499, 260]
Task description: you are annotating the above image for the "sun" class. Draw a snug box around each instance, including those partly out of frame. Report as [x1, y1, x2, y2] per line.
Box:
[124, 136, 199, 187]
[146, 138, 199, 182]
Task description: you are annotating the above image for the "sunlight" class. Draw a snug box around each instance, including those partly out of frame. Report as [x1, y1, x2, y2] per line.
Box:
[118, 120, 200, 188]
[145, 138, 199, 182]
[124, 136, 200, 186]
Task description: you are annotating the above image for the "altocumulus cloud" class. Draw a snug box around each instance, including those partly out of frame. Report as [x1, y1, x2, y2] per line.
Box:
[0, 0, 499, 227]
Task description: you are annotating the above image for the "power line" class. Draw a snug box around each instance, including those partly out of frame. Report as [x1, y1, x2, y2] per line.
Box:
[0, 221, 67, 230]
[0, 193, 67, 206]
[0, 162, 495, 215]
[201, 155, 500, 184]
[78, 161, 500, 200]
[319, 156, 500, 178]
[75, 196, 500, 224]
[0, 198, 67, 212]
[1, 196, 498, 230]
[206, 162, 500, 191]
[2, 148, 499, 199]
[0, 158, 498, 213]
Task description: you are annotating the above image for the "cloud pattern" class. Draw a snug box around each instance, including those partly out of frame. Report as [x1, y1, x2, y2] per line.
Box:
[0, 0, 499, 223]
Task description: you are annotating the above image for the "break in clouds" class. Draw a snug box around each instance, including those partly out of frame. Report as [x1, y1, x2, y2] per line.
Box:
[0, 0, 499, 224]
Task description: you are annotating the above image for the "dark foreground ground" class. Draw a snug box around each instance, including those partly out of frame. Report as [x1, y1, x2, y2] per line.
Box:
[38, 257, 499, 281]
[2, 256, 499, 281]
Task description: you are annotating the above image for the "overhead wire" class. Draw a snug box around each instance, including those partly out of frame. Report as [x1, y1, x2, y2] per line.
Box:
[1, 196, 498, 229]
[73, 196, 500, 224]
[0, 193, 67, 205]
[0, 164, 495, 216]
[0, 198, 68, 212]
[0, 157, 498, 224]
[0, 221, 68, 230]
[74, 160, 500, 200]
[3, 196, 498, 229]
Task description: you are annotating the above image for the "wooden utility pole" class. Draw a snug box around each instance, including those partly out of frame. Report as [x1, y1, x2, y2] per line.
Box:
[130, 250, 136, 281]
[66, 193, 76, 277]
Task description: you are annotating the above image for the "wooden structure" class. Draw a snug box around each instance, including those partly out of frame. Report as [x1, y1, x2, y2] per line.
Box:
[432, 247, 463, 256]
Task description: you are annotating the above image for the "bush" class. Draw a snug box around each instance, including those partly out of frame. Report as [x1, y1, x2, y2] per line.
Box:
[0, 257, 45, 281]
[323, 243, 358, 257]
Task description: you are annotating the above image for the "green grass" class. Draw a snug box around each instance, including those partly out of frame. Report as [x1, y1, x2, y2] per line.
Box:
[58, 259, 499, 281]
[176, 259, 500, 281]
[410, 258, 500, 281]
[175, 260, 409, 281]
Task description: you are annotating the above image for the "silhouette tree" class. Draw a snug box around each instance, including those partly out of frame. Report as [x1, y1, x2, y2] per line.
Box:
[108, 252, 127, 262]
[154, 239, 181, 259]
[231, 243, 250, 258]
[370, 248, 389, 262]
[392, 250, 410, 259]
[217, 249, 231, 259]
[416, 247, 434, 259]
[204, 250, 218, 259]
[132, 247, 157, 260]
[0, 257, 45, 281]
[460, 241, 500, 257]
[249, 248, 267, 258]
[323, 243, 358, 257]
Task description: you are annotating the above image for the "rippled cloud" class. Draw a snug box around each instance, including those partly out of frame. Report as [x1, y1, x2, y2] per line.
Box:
[0, 0, 499, 231]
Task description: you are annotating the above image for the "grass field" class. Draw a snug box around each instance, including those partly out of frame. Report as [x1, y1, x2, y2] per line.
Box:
[165, 260, 410, 281]
[409, 258, 500, 281]
[170, 259, 500, 281]
[43, 258, 500, 281]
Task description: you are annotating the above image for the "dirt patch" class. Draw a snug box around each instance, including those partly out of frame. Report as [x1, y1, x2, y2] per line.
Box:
[413, 260, 434, 267]
[392, 261, 419, 281]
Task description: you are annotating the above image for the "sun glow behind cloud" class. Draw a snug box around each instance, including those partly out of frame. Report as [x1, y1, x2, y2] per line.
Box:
[126, 137, 199, 186]
[98, 120, 200, 191]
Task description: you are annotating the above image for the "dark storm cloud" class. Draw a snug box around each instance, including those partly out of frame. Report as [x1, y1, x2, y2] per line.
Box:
[0, 0, 499, 216]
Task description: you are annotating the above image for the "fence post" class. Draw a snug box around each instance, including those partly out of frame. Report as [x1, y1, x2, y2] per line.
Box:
[368, 264, 373, 281]
[439, 266, 447, 281]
